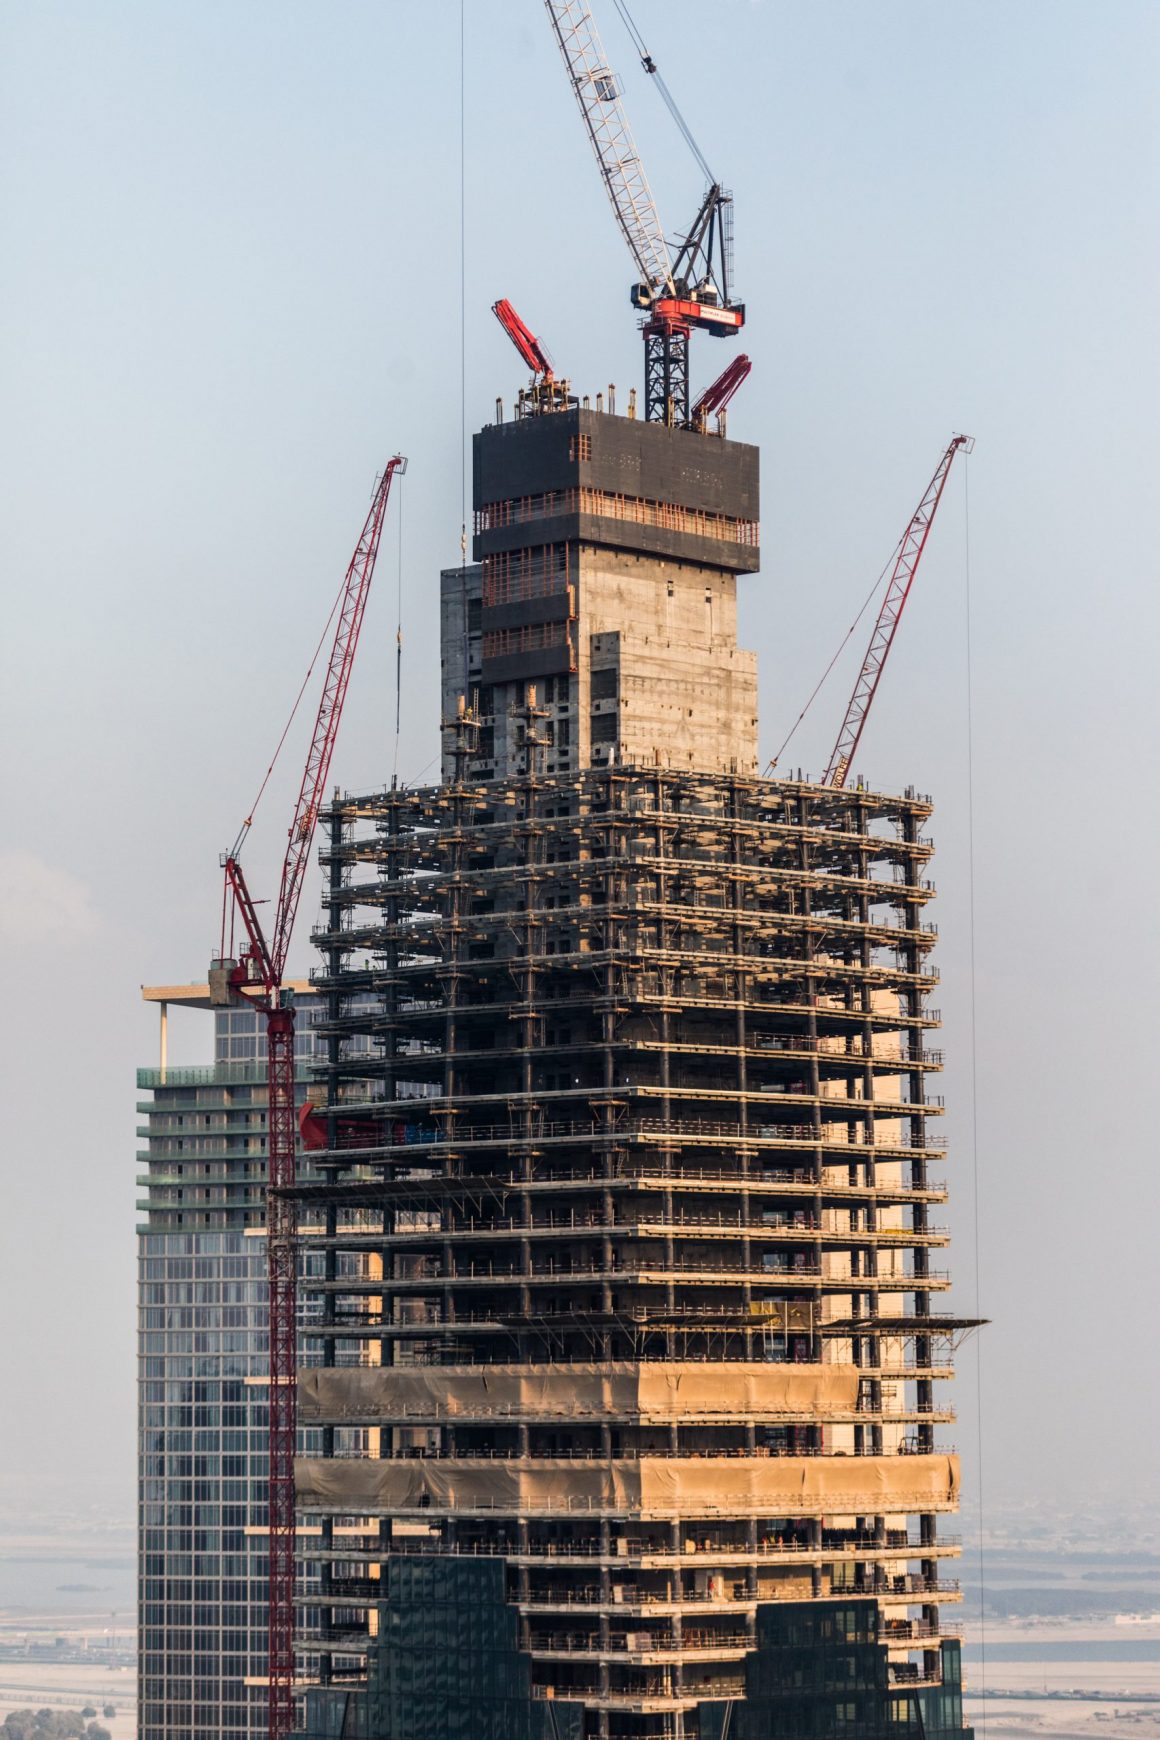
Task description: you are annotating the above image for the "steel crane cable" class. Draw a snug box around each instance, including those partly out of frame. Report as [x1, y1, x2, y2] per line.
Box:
[608, 0, 716, 186]
[392, 464, 405, 781]
[459, 0, 470, 705]
[962, 451, 989, 1729]
[229, 565, 350, 863]
[766, 532, 908, 774]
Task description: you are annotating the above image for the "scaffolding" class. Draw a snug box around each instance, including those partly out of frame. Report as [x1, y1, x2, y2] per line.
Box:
[290, 764, 967, 1737]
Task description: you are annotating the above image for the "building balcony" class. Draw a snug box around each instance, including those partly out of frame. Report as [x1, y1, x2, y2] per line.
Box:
[137, 1062, 272, 1088]
[525, 1634, 751, 1662]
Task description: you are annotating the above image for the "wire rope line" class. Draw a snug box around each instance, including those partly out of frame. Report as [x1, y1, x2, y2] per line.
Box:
[766, 531, 908, 773]
[963, 452, 987, 1729]
[609, 0, 714, 184]
[404, 752, 440, 789]
[459, 0, 470, 703]
[392, 470, 405, 782]
[229, 564, 349, 862]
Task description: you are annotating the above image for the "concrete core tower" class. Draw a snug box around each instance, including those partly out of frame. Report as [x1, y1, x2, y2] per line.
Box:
[441, 405, 759, 783]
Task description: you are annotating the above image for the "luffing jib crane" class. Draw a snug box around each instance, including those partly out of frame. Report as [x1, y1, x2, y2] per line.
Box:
[209, 455, 406, 1740]
[823, 435, 973, 789]
[543, 0, 744, 425]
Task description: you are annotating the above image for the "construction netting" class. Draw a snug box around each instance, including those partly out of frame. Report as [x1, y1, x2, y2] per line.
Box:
[295, 1451, 958, 1517]
[297, 1362, 861, 1423]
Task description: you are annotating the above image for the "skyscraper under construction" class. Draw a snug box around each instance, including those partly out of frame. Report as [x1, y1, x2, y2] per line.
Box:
[289, 395, 974, 1740]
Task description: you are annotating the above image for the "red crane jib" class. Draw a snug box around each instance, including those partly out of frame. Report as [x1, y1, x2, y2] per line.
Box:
[217, 454, 405, 1740]
[492, 297, 554, 379]
[270, 459, 406, 983]
[692, 353, 752, 422]
[823, 434, 974, 790]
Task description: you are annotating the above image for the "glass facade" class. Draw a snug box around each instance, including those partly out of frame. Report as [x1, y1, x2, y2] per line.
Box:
[735, 1599, 973, 1740]
[368, 1558, 566, 1740]
[137, 997, 328, 1740]
[138, 1227, 270, 1738]
[295, 1558, 573, 1740]
[294, 1580, 971, 1740]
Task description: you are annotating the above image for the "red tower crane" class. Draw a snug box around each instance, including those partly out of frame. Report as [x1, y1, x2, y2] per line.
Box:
[210, 454, 406, 1739]
[823, 435, 973, 789]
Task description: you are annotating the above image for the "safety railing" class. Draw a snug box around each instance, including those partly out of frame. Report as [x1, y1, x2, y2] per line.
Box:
[317, 1112, 948, 1156]
[475, 488, 759, 549]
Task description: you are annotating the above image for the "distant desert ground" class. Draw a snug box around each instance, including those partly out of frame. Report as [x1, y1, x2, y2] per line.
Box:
[966, 1700, 1160, 1740]
[963, 1618, 1160, 1740]
[0, 1662, 135, 1737]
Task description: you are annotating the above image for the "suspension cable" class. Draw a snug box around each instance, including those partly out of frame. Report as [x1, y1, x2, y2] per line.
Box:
[963, 451, 988, 1731]
[392, 466, 404, 782]
[229, 563, 349, 862]
[459, 0, 470, 706]
[609, 0, 715, 185]
[766, 530, 907, 773]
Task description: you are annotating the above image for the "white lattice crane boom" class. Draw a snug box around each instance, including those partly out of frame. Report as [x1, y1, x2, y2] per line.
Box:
[542, 0, 744, 425]
[544, 0, 673, 296]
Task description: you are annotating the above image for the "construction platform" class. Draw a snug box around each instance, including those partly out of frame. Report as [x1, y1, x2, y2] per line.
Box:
[289, 765, 964, 1735]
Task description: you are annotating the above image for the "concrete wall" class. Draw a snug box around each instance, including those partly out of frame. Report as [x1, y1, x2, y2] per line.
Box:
[444, 407, 762, 783]
[581, 547, 758, 776]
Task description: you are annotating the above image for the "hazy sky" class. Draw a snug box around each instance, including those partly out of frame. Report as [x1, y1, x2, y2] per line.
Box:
[1, 0, 1156, 1527]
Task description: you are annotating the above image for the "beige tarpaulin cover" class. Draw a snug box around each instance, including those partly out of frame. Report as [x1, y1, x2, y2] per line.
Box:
[295, 1452, 958, 1518]
[297, 1363, 860, 1423]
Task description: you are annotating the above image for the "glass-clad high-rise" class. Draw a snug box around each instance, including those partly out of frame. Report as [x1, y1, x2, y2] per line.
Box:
[136, 987, 325, 1740]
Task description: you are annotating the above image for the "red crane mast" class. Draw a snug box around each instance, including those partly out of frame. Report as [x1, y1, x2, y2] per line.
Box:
[211, 454, 406, 1739]
[823, 435, 973, 789]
